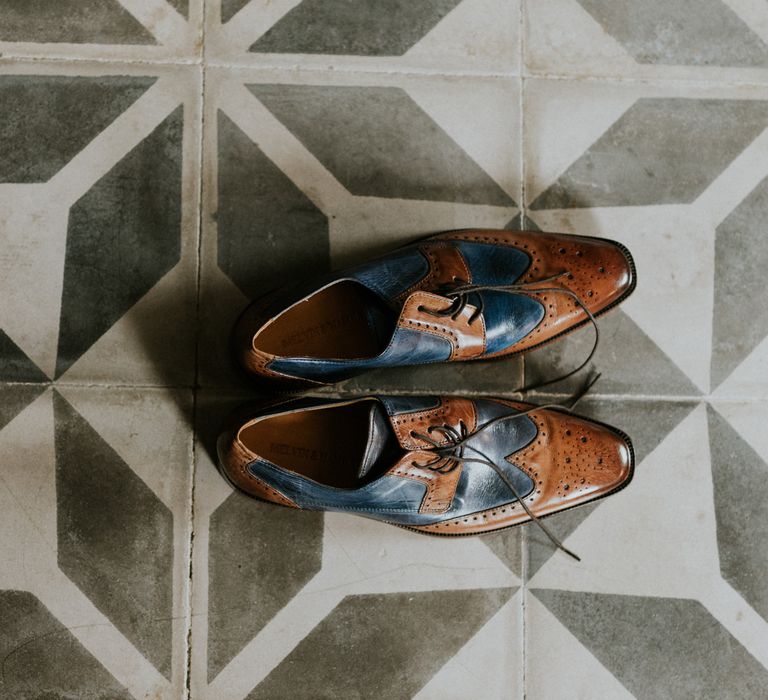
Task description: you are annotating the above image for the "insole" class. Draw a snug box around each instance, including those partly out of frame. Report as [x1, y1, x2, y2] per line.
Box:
[255, 281, 394, 359]
[240, 403, 374, 488]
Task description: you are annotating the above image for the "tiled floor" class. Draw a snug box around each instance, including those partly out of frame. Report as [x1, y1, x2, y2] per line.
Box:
[1, 1, 768, 698]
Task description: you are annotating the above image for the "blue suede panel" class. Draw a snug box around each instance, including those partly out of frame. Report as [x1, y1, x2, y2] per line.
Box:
[250, 460, 429, 515]
[480, 290, 545, 355]
[455, 241, 530, 284]
[268, 327, 452, 382]
[347, 246, 428, 301]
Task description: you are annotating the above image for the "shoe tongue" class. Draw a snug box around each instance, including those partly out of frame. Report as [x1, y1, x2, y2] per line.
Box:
[358, 402, 400, 479]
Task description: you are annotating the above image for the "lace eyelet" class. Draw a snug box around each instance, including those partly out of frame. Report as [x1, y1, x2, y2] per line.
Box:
[417, 305, 425, 312]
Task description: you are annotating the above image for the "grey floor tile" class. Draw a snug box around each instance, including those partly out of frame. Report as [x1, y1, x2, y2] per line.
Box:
[248, 588, 512, 699]
[0, 0, 204, 61]
[0, 0, 158, 46]
[525, 0, 768, 81]
[0, 384, 193, 698]
[575, 0, 768, 69]
[707, 403, 768, 623]
[0, 590, 133, 699]
[207, 491, 324, 682]
[206, 0, 519, 75]
[0, 62, 201, 387]
[0, 74, 155, 183]
[216, 109, 330, 301]
[711, 172, 768, 390]
[249, 83, 515, 207]
[530, 590, 768, 700]
[249, 0, 466, 57]
[531, 98, 768, 211]
[221, 0, 250, 24]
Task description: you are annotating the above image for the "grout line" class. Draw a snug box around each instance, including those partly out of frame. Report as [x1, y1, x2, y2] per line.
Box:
[4, 51, 768, 89]
[203, 58, 520, 79]
[0, 50, 520, 78]
[518, 32, 526, 217]
[515, 70, 768, 89]
[184, 400, 198, 700]
[518, 0, 529, 401]
[308, 387, 767, 403]
[2, 380, 766, 404]
[184, 394, 198, 700]
[0, 53, 204, 68]
[518, 6, 528, 700]
[0, 379, 195, 391]
[183, 24, 207, 698]
[0, 380, 197, 389]
[2, 49, 767, 88]
[521, 527, 528, 700]
[518, 7, 528, 696]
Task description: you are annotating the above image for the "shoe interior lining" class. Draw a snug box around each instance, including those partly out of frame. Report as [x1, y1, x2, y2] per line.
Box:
[240, 402, 377, 489]
[254, 281, 394, 359]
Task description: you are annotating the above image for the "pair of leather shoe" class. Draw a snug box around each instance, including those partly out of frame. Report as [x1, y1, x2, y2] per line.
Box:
[218, 229, 636, 556]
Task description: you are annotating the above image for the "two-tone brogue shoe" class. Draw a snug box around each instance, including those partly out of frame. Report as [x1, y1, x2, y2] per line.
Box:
[233, 229, 636, 389]
[217, 394, 634, 556]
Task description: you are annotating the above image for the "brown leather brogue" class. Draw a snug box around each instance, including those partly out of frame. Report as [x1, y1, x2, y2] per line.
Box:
[233, 229, 635, 387]
[217, 394, 634, 554]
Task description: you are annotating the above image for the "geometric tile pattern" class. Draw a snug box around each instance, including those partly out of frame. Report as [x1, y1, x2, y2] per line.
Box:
[2, 0, 768, 698]
[0, 590, 133, 699]
[0, 75, 155, 182]
[216, 112, 329, 299]
[0, 1, 157, 45]
[711, 172, 768, 388]
[707, 406, 768, 622]
[247, 588, 512, 699]
[0, 330, 49, 383]
[519, 6, 768, 690]
[0, 387, 192, 698]
[221, 0, 251, 24]
[56, 107, 183, 377]
[533, 590, 768, 698]
[576, 0, 768, 67]
[531, 98, 768, 209]
[249, 84, 515, 206]
[250, 0, 465, 56]
[207, 493, 324, 680]
[54, 390, 175, 678]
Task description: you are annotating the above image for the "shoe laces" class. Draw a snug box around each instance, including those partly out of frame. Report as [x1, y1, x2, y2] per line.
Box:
[417, 271, 600, 392]
[407, 373, 601, 562]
